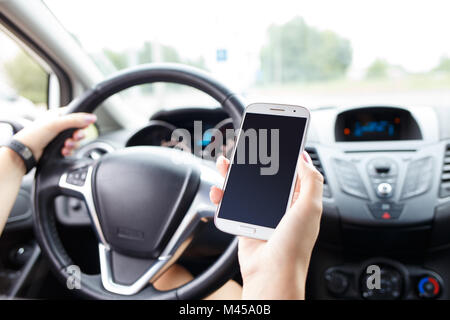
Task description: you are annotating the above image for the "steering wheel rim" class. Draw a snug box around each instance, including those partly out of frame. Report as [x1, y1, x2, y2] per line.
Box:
[32, 63, 244, 299]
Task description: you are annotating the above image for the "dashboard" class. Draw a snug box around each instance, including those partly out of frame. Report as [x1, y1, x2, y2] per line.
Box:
[2, 104, 446, 237]
[105, 104, 445, 228]
[126, 108, 235, 160]
[4, 104, 450, 300]
[111, 104, 450, 300]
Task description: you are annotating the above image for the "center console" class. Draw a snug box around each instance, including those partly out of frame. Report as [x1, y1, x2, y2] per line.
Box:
[323, 258, 443, 300]
[306, 105, 450, 300]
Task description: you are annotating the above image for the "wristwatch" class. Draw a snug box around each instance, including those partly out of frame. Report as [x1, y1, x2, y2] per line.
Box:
[4, 139, 36, 174]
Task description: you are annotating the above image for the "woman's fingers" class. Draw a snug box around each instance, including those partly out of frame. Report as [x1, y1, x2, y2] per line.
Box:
[64, 138, 76, 148]
[210, 156, 230, 204]
[73, 129, 85, 141]
[61, 147, 72, 157]
[13, 111, 97, 161]
[49, 113, 97, 132]
[61, 129, 86, 157]
[292, 152, 324, 214]
[302, 150, 313, 164]
[61, 139, 79, 156]
[216, 155, 230, 178]
[290, 151, 314, 206]
[210, 185, 224, 205]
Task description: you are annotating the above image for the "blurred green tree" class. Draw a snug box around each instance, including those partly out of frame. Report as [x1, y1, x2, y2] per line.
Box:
[103, 49, 129, 70]
[433, 56, 450, 73]
[138, 42, 153, 64]
[104, 42, 206, 71]
[138, 41, 206, 69]
[3, 51, 47, 104]
[260, 17, 352, 83]
[366, 59, 390, 79]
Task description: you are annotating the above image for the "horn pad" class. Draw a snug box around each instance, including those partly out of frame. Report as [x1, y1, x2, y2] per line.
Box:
[92, 147, 200, 258]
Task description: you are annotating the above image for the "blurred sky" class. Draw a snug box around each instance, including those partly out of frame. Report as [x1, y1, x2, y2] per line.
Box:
[43, 0, 450, 76]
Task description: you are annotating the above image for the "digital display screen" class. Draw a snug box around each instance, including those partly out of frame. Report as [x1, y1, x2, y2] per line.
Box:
[335, 107, 422, 142]
[217, 113, 307, 228]
[353, 119, 397, 138]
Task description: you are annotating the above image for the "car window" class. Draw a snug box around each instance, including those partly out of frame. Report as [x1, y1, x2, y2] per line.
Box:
[0, 28, 48, 121]
[45, 0, 450, 115]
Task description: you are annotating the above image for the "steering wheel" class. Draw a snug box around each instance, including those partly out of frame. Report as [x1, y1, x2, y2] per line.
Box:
[32, 64, 244, 299]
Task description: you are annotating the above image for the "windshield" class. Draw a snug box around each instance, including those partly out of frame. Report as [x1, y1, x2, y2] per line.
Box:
[45, 0, 450, 113]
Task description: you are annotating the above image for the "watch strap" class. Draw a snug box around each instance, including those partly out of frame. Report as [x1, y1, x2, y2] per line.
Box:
[5, 139, 36, 174]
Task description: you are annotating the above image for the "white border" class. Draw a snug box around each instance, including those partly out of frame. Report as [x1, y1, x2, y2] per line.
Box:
[214, 103, 310, 240]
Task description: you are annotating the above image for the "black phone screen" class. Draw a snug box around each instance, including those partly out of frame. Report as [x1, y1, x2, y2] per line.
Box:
[217, 112, 307, 228]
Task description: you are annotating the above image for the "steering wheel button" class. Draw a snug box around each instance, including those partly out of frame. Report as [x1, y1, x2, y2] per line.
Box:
[66, 167, 89, 186]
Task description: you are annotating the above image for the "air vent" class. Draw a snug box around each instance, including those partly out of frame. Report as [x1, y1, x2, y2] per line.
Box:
[305, 147, 331, 198]
[440, 144, 450, 197]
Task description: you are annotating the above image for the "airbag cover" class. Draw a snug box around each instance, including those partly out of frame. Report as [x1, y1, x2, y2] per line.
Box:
[92, 147, 200, 258]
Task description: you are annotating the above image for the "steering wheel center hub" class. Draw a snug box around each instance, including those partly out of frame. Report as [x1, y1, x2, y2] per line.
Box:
[92, 146, 200, 258]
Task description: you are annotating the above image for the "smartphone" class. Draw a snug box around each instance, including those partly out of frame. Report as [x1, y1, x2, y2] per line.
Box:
[214, 103, 310, 240]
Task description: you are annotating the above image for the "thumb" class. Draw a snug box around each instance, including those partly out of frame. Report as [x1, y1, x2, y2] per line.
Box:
[274, 154, 323, 237]
[269, 155, 324, 255]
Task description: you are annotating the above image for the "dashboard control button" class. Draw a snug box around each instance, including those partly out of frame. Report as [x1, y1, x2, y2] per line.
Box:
[367, 158, 398, 198]
[368, 202, 403, 220]
[324, 270, 349, 296]
[377, 182, 393, 198]
[381, 212, 391, 220]
[417, 276, 441, 299]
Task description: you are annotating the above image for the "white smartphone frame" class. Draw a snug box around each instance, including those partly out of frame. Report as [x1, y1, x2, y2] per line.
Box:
[214, 102, 311, 240]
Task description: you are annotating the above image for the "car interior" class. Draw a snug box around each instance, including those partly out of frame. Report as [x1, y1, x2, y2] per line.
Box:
[1, 0, 450, 300]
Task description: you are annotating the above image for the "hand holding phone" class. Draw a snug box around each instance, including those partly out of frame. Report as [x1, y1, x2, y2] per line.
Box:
[210, 150, 324, 299]
[214, 103, 311, 240]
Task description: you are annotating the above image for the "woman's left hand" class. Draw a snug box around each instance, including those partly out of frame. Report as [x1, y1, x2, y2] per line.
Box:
[13, 111, 97, 160]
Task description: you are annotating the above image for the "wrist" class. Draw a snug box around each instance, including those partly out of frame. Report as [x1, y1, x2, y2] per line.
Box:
[3, 139, 37, 174]
[241, 265, 306, 300]
[0, 146, 26, 175]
